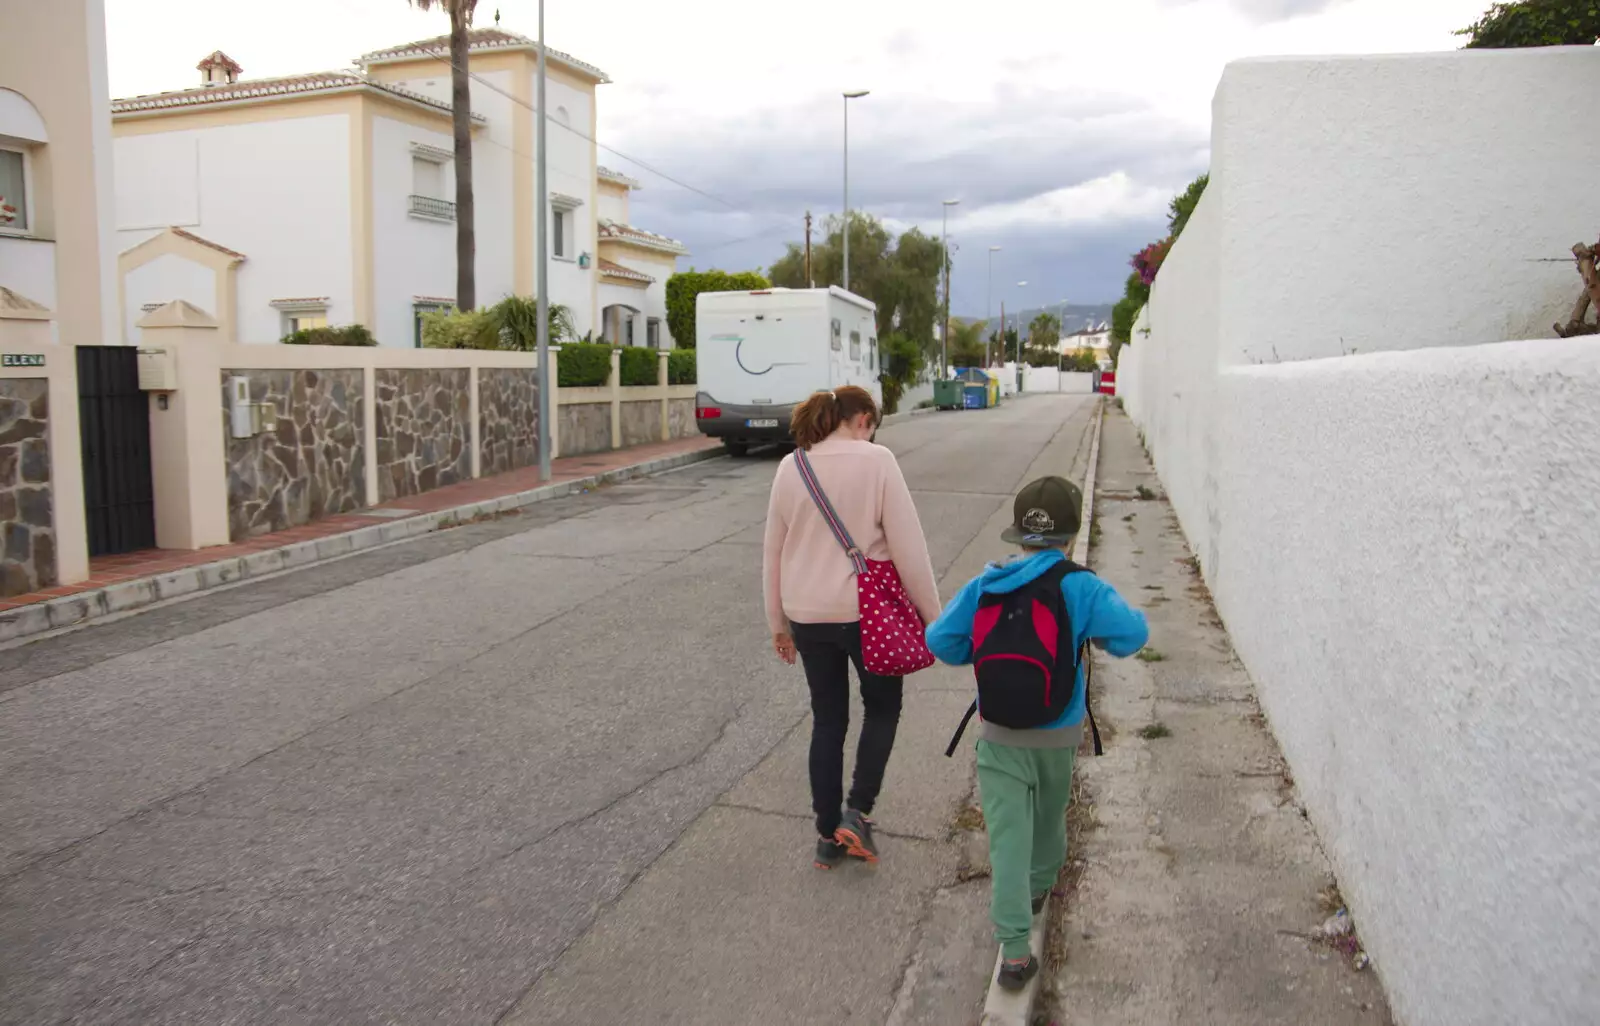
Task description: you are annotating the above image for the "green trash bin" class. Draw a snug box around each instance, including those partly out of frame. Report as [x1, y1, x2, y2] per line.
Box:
[933, 379, 964, 410]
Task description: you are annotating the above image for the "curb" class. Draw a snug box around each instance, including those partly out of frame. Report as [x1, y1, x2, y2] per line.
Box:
[979, 394, 1106, 1026]
[0, 445, 724, 646]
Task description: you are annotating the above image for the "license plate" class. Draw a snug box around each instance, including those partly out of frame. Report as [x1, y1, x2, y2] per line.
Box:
[746, 418, 779, 428]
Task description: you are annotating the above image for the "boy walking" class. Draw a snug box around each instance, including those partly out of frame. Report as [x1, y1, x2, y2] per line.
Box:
[926, 476, 1148, 990]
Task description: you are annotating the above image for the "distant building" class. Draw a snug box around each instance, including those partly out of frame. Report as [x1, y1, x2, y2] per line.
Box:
[1059, 322, 1112, 368]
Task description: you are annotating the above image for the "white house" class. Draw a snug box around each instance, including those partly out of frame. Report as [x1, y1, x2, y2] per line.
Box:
[111, 28, 682, 348]
[1060, 322, 1112, 368]
[595, 164, 688, 348]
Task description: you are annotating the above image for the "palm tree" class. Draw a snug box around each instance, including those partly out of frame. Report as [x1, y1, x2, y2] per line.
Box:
[409, 0, 477, 311]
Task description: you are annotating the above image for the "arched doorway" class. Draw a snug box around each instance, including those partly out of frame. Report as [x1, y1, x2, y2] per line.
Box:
[600, 303, 642, 347]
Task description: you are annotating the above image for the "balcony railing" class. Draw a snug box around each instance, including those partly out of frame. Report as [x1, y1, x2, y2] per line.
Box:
[409, 195, 456, 221]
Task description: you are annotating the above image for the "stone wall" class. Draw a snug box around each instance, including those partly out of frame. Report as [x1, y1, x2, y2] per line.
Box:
[375, 368, 470, 502]
[619, 400, 658, 449]
[0, 380, 53, 596]
[667, 397, 696, 440]
[559, 402, 610, 457]
[478, 367, 539, 476]
[223, 369, 365, 541]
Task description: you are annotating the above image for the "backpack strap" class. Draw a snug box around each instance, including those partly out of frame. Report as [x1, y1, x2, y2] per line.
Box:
[792, 448, 869, 576]
[944, 701, 978, 758]
[1060, 561, 1106, 756]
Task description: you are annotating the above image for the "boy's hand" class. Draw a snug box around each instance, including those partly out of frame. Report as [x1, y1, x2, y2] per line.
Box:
[773, 632, 798, 665]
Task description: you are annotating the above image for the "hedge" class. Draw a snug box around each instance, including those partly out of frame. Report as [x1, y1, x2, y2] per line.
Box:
[667, 349, 695, 386]
[558, 342, 613, 388]
[665, 269, 770, 350]
[619, 346, 658, 387]
[281, 324, 378, 347]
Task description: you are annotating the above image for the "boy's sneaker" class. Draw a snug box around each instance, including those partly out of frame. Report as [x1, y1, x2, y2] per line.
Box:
[834, 808, 879, 862]
[814, 837, 848, 870]
[997, 955, 1039, 992]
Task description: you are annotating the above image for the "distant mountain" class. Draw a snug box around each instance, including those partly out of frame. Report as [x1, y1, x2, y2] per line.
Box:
[956, 304, 1115, 336]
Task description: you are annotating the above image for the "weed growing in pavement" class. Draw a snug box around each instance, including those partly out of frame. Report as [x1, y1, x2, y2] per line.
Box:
[1136, 485, 1157, 500]
[1138, 722, 1173, 739]
[1137, 648, 1166, 663]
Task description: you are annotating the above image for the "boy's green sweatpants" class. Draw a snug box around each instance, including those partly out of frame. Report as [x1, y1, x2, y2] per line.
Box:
[976, 739, 1078, 960]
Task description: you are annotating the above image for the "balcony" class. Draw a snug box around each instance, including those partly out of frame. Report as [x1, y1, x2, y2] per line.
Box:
[408, 195, 455, 222]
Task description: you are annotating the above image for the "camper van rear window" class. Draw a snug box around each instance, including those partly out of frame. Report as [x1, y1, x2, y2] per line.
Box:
[869, 338, 877, 371]
[831, 319, 842, 351]
[850, 331, 862, 361]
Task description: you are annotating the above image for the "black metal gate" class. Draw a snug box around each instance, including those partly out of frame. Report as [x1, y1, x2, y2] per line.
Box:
[76, 346, 155, 556]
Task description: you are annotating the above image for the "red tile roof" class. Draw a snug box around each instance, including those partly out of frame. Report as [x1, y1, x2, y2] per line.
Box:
[170, 227, 246, 261]
[359, 28, 609, 83]
[597, 258, 655, 284]
[597, 219, 688, 256]
[112, 71, 484, 123]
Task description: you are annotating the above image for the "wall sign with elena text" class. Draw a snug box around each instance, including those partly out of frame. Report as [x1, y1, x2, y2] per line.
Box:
[1, 354, 44, 368]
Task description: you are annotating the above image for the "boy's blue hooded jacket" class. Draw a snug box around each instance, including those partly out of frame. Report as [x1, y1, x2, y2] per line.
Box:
[925, 550, 1149, 747]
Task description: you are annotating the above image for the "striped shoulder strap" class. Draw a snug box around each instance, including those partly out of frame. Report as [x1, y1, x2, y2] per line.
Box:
[793, 448, 869, 576]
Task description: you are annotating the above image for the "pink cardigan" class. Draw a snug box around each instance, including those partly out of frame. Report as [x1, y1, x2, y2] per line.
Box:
[762, 434, 941, 635]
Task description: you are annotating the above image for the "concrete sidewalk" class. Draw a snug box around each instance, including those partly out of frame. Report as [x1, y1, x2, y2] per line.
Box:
[1038, 406, 1393, 1025]
[500, 396, 1101, 1026]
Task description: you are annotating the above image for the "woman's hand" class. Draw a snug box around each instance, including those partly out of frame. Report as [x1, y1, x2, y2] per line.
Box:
[773, 632, 798, 665]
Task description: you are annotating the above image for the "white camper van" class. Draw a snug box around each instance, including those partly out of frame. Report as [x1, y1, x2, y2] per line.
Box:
[694, 286, 881, 455]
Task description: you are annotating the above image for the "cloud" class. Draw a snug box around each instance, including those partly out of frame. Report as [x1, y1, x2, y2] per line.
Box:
[1160, 0, 1359, 22]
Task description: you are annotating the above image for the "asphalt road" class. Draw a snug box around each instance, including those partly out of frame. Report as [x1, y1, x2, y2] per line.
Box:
[0, 393, 1097, 1025]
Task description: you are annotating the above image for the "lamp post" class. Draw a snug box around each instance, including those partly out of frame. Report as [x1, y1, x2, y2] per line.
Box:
[986, 245, 1001, 369]
[1015, 280, 1028, 391]
[1057, 297, 1070, 392]
[940, 198, 959, 379]
[535, 0, 551, 481]
[842, 90, 869, 293]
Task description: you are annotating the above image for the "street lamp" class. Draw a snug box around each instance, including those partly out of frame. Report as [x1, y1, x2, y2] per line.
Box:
[941, 198, 959, 379]
[986, 246, 1001, 369]
[1057, 298, 1070, 391]
[1014, 281, 1028, 390]
[842, 90, 869, 293]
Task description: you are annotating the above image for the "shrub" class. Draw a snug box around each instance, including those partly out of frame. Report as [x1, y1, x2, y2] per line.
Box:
[281, 324, 378, 347]
[667, 348, 696, 385]
[559, 342, 613, 387]
[619, 346, 658, 387]
[420, 307, 498, 349]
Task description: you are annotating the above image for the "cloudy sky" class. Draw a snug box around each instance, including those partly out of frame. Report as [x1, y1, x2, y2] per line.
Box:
[106, 0, 1488, 317]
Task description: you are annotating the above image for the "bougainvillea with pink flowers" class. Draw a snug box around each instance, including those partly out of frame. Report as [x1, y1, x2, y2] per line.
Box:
[1130, 238, 1173, 286]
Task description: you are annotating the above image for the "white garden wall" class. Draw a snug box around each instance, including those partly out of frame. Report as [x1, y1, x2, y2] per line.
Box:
[1117, 45, 1600, 1026]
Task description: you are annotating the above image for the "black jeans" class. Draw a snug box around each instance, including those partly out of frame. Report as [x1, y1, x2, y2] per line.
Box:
[790, 621, 905, 838]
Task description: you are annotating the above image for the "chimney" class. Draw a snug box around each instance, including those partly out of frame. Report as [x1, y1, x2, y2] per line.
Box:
[197, 51, 242, 87]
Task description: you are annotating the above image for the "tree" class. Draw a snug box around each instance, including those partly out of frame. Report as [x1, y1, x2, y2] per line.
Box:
[1458, 1, 1600, 47]
[768, 212, 945, 350]
[1110, 171, 1209, 356]
[410, 0, 478, 311]
[1167, 173, 1209, 239]
[947, 319, 988, 368]
[664, 268, 770, 349]
[1028, 311, 1061, 349]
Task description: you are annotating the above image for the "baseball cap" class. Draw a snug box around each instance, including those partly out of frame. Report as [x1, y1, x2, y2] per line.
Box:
[1000, 476, 1083, 548]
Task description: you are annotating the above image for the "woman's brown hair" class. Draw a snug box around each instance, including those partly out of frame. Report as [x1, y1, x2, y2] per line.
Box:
[790, 385, 879, 449]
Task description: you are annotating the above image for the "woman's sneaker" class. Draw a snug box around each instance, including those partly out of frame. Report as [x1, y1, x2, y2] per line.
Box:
[835, 808, 879, 862]
[814, 837, 848, 870]
[997, 955, 1038, 992]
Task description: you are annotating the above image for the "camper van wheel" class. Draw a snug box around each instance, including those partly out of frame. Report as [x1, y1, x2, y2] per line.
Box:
[724, 441, 749, 458]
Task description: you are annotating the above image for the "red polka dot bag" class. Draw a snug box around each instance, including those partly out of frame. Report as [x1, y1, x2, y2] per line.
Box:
[793, 448, 936, 677]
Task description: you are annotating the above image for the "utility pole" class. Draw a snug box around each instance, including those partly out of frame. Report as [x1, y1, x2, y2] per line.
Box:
[535, 0, 551, 482]
[804, 211, 813, 288]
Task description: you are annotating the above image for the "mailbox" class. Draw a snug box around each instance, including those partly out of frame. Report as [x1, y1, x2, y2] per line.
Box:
[137, 347, 177, 391]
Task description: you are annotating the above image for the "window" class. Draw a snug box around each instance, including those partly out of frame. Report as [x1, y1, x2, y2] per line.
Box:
[553, 207, 570, 258]
[868, 337, 877, 371]
[272, 299, 331, 338]
[0, 148, 28, 233]
[831, 318, 842, 352]
[647, 317, 662, 349]
[849, 331, 862, 362]
[408, 143, 453, 221]
[287, 313, 328, 334]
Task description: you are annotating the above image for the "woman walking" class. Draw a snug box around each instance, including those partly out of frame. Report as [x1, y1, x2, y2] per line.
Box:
[762, 386, 941, 869]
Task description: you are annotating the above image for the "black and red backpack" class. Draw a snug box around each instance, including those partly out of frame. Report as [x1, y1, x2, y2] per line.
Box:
[944, 561, 1103, 757]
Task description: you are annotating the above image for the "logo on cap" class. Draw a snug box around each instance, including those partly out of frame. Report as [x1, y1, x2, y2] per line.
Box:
[1021, 508, 1055, 534]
